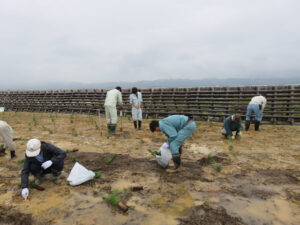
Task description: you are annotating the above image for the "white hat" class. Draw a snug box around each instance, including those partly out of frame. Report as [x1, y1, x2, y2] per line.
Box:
[26, 139, 41, 157]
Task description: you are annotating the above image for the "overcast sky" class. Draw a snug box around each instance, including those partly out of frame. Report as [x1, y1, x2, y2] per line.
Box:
[0, 0, 299, 87]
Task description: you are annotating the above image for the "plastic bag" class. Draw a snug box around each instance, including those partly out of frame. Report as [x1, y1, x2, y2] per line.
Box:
[67, 162, 95, 186]
[156, 143, 172, 168]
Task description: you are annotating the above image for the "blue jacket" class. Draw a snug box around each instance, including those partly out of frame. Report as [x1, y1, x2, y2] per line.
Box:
[223, 116, 243, 136]
[159, 115, 196, 154]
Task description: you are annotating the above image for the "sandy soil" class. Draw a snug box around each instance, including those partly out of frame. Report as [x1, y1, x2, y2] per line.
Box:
[0, 111, 299, 225]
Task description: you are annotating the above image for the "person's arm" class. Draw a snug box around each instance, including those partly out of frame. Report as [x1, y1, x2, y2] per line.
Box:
[159, 122, 178, 152]
[117, 92, 123, 106]
[43, 142, 66, 164]
[140, 93, 143, 110]
[261, 97, 267, 112]
[21, 157, 30, 189]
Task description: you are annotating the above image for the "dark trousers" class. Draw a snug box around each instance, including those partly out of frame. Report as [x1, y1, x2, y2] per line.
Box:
[30, 161, 64, 176]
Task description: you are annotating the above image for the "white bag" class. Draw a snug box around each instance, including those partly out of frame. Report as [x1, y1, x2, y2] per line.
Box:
[67, 162, 95, 186]
[156, 143, 172, 168]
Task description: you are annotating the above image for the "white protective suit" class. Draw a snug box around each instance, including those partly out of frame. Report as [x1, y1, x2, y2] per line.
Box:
[0, 120, 15, 150]
[129, 92, 143, 121]
[104, 89, 123, 124]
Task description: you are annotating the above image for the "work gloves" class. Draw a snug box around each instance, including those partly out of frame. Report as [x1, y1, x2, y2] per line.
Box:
[21, 188, 29, 200]
[41, 160, 53, 170]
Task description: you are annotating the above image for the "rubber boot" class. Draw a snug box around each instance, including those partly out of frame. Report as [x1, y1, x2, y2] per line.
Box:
[133, 121, 137, 129]
[255, 120, 260, 131]
[107, 124, 111, 134]
[245, 120, 250, 131]
[138, 120, 142, 130]
[10, 150, 16, 159]
[111, 124, 117, 135]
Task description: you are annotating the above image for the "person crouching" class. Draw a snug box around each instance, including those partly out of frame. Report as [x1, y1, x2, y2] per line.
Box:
[221, 114, 243, 140]
[20, 139, 66, 200]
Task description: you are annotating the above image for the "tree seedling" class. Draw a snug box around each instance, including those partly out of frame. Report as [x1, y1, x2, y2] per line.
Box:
[42, 125, 53, 134]
[18, 158, 25, 164]
[148, 149, 161, 156]
[32, 114, 37, 126]
[50, 114, 55, 124]
[136, 137, 144, 143]
[28, 122, 32, 131]
[94, 172, 102, 178]
[212, 164, 223, 172]
[71, 156, 77, 163]
[70, 114, 74, 123]
[65, 149, 70, 154]
[93, 120, 99, 130]
[207, 154, 216, 163]
[102, 189, 129, 212]
[72, 128, 78, 137]
[106, 154, 116, 164]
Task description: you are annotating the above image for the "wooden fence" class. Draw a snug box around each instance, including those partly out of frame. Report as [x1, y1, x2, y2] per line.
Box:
[0, 85, 299, 124]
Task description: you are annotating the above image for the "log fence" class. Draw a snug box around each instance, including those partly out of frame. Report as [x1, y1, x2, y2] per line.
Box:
[0, 85, 299, 124]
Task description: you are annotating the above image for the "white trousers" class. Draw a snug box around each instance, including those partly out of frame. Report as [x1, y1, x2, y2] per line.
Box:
[105, 105, 118, 124]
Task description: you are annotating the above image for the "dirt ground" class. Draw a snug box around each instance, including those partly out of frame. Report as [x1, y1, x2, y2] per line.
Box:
[0, 111, 299, 225]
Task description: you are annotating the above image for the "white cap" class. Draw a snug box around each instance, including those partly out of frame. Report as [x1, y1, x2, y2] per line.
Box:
[26, 139, 41, 157]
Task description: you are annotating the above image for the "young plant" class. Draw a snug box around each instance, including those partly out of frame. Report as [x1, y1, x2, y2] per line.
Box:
[32, 114, 37, 126]
[50, 114, 55, 124]
[72, 128, 78, 137]
[106, 154, 116, 164]
[94, 172, 102, 178]
[148, 149, 161, 156]
[71, 156, 77, 163]
[102, 190, 122, 206]
[70, 114, 74, 123]
[212, 164, 223, 172]
[28, 122, 32, 131]
[18, 158, 25, 164]
[136, 137, 144, 143]
[93, 120, 99, 130]
[42, 125, 53, 134]
[227, 138, 234, 151]
[207, 154, 216, 163]
[64, 149, 70, 154]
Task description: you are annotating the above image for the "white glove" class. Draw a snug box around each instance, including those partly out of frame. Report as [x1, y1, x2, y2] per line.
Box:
[231, 135, 235, 140]
[21, 188, 29, 200]
[41, 160, 53, 170]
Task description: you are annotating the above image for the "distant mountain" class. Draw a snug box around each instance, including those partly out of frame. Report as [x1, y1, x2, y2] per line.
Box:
[1, 77, 300, 91]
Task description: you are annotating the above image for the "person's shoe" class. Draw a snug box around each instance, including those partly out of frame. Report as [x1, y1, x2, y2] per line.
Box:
[133, 121, 137, 129]
[166, 167, 182, 173]
[138, 121, 142, 130]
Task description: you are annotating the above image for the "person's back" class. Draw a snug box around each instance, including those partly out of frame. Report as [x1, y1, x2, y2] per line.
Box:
[249, 96, 267, 111]
[0, 120, 16, 158]
[104, 89, 122, 107]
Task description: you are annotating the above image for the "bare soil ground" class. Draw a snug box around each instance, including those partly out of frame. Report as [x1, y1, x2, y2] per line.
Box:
[0, 111, 299, 225]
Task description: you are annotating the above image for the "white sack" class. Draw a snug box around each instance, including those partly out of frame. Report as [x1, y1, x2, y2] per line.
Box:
[156, 143, 172, 168]
[67, 162, 95, 186]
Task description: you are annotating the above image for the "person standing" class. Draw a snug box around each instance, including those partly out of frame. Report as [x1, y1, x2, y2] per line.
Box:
[221, 114, 243, 139]
[21, 139, 66, 200]
[130, 87, 143, 130]
[104, 86, 123, 134]
[149, 115, 196, 172]
[0, 120, 16, 159]
[245, 95, 267, 131]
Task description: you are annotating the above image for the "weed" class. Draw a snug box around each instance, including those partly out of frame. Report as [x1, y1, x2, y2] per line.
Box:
[71, 156, 77, 163]
[18, 158, 25, 164]
[94, 172, 102, 178]
[42, 125, 53, 134]
[106, 154, 116, 164]
[72, 128, 78, 137]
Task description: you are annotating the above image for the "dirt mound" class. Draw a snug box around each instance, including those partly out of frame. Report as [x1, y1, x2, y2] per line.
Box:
[179, 204, 245, 225]
[0, 205, 32, 225]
